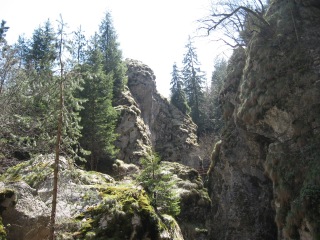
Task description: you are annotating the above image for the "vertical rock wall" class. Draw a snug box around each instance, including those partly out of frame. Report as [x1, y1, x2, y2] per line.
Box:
[117, 59, 201, 168]
[207, 1, 320, 239]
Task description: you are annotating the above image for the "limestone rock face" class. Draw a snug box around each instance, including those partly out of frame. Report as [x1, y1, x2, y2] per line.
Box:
[116, 59, 200, 168]
[115, 88, 153, 164]
[0, 155, 183, 240]
[208, 49, 277, 240]
[207, 1, 320, 239]
[160, 162, 211, 240]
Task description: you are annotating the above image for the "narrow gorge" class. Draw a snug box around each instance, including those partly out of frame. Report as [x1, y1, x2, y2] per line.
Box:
[1, 0, 320, 239]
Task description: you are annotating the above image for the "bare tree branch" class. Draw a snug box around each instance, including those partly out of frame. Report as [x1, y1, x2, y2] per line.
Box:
[198, 0, 270, 48]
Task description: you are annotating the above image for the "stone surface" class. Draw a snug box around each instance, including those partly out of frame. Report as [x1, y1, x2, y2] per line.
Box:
[120, 59, 201, 168]
[0, 154, 184, 240]
[160, 161, 211, 240]
[207, 1, 320, 239]
[114, 88, 153, 164]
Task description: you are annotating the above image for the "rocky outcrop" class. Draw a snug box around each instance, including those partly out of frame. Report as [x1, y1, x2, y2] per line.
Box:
[207, 48, 277, 240]
[0, 154, 184, 240]
[115, 88, 153, 164]
[207, 1, 320, 239]
[160, 161, 211, 240]
[115, 59, 200, 168]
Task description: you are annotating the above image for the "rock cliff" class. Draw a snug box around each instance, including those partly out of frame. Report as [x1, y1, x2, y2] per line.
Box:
[207, 1, 320, 239]
[115, 59, 201, 168]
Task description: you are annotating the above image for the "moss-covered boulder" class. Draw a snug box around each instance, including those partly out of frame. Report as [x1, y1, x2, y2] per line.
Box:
[159, 161, 211, 240]
[0, 154, 183, 240]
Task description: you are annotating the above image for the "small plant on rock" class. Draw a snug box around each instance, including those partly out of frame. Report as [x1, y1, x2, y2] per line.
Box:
[136, 154, 181, 217]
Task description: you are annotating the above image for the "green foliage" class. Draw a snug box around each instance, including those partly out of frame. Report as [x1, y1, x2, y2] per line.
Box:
[79, 36, 118, 170]
[0, 216, 6, 240]
[182, 36, 206, 133]
[98, 12, 127, 101]
[136, 154, 181, 217]
[170, 62, 190, 114]
[201, 58, 228, 134]
[265, 136, 320, 239]
[75, 185, 162, 240]
[0, 19, 84, 162]
[0, 20, 9, 41]
[26, 20, 57, 72]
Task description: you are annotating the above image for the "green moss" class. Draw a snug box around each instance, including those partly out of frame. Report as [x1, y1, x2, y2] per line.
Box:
[207, 140, 222, 175]
[266, 136, 320, 238]
[74, 185, 162, 240]
[0, 216, 7, 240]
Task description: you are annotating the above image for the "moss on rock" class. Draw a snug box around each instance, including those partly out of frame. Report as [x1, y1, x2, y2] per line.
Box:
[74, 185, 165, 240]
[0, 216, 6, 240]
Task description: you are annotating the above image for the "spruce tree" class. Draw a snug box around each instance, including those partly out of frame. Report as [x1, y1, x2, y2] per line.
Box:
[49, 16, 84, 240]
[79, 34, 118, 171]
[98, 12, 127, 101]
[1, 20, 59, 157]
[0, 20, 9, 40]
[200, 58, 228, 134]
[170, 62, 190, 114]
[71, 26, 87, 65]
[136, 154, 180, 216]
[210, 58, 227, 132]
[182, 36, 206, 133]
[1, 19, 83, 160]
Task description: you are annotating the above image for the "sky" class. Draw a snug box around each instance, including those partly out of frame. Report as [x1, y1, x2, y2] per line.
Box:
[1, 0, 231, 98]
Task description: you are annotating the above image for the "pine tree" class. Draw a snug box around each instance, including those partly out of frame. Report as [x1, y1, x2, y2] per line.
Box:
[0, 20, 59, 158]
[170, 63, 190, 114]
[49, 16, 84, 240]
[79, 34, 118, 171]
[27, 20, 57, 72]
[71, 26, 87, 64]
[182, 36, 206, 133]
[0, 20, 9, 40]
[210, 58, 227, 132]
[136, 154, 180, 216]
[98, 12, 127, 101]
[200, 58, 228, 134]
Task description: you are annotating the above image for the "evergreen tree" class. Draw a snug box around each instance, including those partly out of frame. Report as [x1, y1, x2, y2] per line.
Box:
[182, 36, 206, 133]
[0, 20, 59, 157]
[200, 58, 228, 134]
[136, 154, 180, 216]
[71, 26, 87, 65]
[79, 34, 118, 171]
[49, 16, 84, 239]
[0, 20, 9, 40]
[210, 58, 227, 132]
[1, 20, 83, 161]
[0, 21, 14, 94]
[98, 12, 127, 101]
[26, 20, 57, 72]
[170, 62, 190, 114]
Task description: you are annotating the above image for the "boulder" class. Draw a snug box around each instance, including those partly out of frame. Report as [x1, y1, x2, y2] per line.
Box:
[0, 154, 184, 240]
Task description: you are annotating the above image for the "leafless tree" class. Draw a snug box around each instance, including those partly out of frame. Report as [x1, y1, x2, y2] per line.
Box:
[199, 0, 270, 48]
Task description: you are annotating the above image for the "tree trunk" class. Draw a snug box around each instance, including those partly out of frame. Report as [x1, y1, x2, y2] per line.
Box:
[49, 16, 64, 240]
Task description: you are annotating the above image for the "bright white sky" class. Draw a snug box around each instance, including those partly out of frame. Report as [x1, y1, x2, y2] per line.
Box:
[1, 0, 231, 98]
